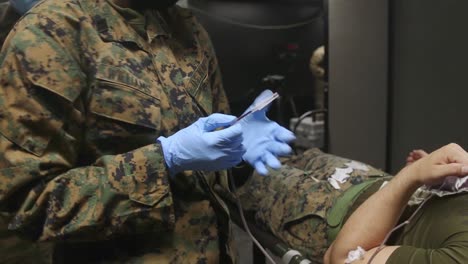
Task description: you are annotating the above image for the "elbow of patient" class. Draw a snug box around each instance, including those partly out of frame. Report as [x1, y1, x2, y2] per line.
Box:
[325, 246, 349, 264]
[323, 247, 332, 264]
[324, 245, 344, 264]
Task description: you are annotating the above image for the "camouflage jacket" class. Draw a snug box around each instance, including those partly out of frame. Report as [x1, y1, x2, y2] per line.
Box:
[0, 1, 20, 49]
[0, 0, 234, 263]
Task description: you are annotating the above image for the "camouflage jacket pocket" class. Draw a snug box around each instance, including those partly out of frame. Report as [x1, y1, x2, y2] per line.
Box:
[278, 180, 335, 230]
[279, 181, 336, 261]
[90, 72, 161, 130]
[253, 171, 336, 238]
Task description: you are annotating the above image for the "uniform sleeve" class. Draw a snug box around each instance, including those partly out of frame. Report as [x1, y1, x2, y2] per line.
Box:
[387, 233, 468, 264]
[0, 9, 175, 242]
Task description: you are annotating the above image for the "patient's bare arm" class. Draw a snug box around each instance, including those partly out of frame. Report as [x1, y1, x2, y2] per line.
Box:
[325, 143, 468, 264]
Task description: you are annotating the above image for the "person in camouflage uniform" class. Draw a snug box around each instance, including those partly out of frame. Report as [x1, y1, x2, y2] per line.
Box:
[0, 0, 296, 263]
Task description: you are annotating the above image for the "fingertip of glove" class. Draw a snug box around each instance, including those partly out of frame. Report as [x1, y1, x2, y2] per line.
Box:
[263, 153, 282, 169]
[268, 142, 293, 156]
[254, 161, 269, 176]
[282, 144, 293, 153]
[269, 162, 282, 170]
[275, 128, 296, 143]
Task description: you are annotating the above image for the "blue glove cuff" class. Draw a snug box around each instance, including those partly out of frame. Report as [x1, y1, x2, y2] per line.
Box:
[157, 136, 178, 177]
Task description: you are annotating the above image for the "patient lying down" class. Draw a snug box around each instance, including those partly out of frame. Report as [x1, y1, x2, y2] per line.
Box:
[235, 144, 468, 264]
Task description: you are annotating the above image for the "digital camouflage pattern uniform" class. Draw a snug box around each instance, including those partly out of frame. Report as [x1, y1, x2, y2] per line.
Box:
[236, 148, 390, 263]
[0, 0, 235, 263]
[1, 3, 55, 263]
[0, 1, 20, 48]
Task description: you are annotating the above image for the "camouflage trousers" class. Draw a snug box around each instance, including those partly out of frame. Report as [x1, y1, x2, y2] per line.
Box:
[235, 148, 390, 263]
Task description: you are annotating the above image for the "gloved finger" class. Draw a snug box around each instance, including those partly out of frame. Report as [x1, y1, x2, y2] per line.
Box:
[254, 160, 269, 176]
[203, 113, 237, 132]
[222, 137, 244, 148]
[211, 123, 243, 143]
[225, 143, 246, 157]
[217, 129, 244, 146]
[273, 126, 296, 143]
[262, 152, 282, 170]
[266, 141, 293, 157]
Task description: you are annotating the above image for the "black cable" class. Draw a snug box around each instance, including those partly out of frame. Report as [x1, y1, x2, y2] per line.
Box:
[188, 0, 324, 30]
[226, 170, 279, 264]
[292, 109, 327, 135]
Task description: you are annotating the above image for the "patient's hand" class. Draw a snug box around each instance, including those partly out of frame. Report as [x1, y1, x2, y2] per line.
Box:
[407, 143, 468, 186]
[406, 149, 428, 166]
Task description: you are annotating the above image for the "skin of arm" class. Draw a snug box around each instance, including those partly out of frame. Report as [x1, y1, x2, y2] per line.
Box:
[325, 143, 468, 264]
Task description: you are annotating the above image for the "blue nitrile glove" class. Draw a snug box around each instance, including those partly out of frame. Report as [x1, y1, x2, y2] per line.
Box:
[240, 90, 296, 175]
[157, 113, 246, 176]
[9, 0, 39, 15]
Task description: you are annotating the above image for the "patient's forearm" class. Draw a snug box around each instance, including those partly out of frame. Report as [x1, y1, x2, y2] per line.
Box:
[326, 143, 468, 264]
[328, 166, 420, 263]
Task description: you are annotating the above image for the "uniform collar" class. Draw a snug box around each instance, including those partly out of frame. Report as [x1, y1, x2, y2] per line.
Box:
[144, 9, 171, 42]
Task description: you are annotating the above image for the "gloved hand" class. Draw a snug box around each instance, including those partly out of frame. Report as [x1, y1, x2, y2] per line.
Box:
[157, 114, 246, 176]
[9, 0, 39, 15]
[240, 90, 296, 175]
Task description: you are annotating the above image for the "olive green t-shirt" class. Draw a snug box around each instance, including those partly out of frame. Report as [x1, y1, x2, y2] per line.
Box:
[387, 193, 468, 263]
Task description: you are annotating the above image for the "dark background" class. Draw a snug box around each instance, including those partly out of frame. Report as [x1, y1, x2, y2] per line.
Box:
[188, 0, 325, 123]
[327, 0, 468, 173]
[389, 0, 468, 171]
[188, 0, 468, 173]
